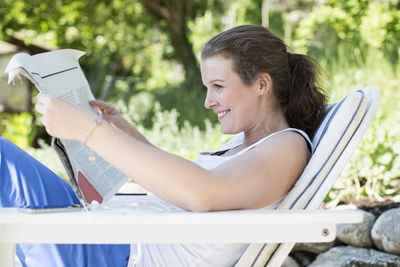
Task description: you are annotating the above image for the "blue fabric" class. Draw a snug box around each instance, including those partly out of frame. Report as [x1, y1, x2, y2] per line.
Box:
[0, 137, 130, 267]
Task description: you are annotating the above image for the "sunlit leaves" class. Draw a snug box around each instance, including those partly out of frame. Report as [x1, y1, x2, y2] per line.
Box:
[293, 0, 400, 57]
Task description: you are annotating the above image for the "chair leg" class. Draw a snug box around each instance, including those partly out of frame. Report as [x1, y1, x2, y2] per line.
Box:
[266, 243, 295, 267]
[0, 243, 16, 267]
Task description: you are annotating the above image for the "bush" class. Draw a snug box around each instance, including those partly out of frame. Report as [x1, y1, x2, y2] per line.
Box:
[322, 46, 400, 206]
[1, 112, 35, 150]
[119, 101, 231, 161]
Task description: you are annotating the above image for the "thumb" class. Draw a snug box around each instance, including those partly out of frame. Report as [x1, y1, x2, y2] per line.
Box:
[89, 100, 106, 109]
[101, 114, 118, 125]
[89, 100, 117, 115]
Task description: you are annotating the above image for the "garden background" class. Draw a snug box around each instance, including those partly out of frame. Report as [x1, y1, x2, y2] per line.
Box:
[0, 0, 399, 207]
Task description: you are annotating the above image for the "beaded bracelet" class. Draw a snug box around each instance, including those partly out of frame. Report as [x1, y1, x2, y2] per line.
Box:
[84, 116, 103, 161]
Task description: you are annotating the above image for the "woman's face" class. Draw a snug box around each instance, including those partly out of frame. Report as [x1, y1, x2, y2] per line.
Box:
[201, 55, 263, 134]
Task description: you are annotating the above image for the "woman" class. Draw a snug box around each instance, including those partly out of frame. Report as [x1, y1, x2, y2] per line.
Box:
[1, 25, 326, 266]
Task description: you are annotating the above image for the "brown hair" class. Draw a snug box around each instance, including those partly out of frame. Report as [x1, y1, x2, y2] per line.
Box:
[201, 25, 327, 137]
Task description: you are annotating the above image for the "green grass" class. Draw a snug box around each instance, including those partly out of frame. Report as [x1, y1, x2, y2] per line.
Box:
[316, 47, 400, 206]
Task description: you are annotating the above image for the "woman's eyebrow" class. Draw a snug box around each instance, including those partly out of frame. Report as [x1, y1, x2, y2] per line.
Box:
[208, 79, 224, 84]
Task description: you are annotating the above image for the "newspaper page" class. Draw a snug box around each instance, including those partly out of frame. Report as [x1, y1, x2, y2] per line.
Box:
[5, 49, 128, 206]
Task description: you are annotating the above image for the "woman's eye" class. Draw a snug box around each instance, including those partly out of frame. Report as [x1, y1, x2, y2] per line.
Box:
[214, 84, 223, 89]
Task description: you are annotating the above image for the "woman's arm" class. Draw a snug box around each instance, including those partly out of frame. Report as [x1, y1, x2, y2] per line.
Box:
[36, 94, 309, 212]
[87, 122, 309, 211]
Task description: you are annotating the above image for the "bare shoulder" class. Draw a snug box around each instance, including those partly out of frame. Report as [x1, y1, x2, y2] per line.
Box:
[209, 130, 311, 210]
[250, 130, 310, 160]
[211, 130, 311, 210]
[221, 130, 310, 168]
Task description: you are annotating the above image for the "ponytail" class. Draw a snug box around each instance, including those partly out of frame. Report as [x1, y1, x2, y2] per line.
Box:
[285, 53, 326, 137]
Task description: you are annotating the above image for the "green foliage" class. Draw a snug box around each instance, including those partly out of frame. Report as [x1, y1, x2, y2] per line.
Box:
[139, 103, 231, 161]
[293, 0, 400, 59]
[1, 113, 35, 150]
[321, 45, 400, 206]
[0, 0, 166, 98]
[326, 112, 400, 206]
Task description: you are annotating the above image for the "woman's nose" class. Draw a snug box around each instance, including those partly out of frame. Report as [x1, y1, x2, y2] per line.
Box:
[204, 89, 216, 109]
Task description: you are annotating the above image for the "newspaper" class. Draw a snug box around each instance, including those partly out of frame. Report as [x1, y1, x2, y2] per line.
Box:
[5, 49, 128, 209]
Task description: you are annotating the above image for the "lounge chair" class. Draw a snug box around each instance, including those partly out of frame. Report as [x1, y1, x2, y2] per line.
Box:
[235, 86, 380, 266]
[0, 87, 379, 267]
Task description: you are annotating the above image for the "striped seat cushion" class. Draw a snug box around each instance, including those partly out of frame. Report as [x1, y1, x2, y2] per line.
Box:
[235, 89, 369, 267]
[281, 89, 367, 209]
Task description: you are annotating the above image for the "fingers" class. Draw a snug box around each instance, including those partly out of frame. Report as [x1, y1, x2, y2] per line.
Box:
[35, 93, 50, 116]
[35, 94, 53, 129]
[35, 101, 45, 114]
[89, 100, 118, 115]
[35, 94, 67, 130]
[101, 114, 120, 126]
[89, 100, 109, 109]
[35, 94, 59, 116]
[36, 93, 54, 106]
[101, 114, 114, 125]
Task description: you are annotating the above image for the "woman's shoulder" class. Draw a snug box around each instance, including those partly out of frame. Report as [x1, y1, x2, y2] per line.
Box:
[231, 129, 311, 176]
[275, 128, 313, 153]
[245, 128, 313, 155]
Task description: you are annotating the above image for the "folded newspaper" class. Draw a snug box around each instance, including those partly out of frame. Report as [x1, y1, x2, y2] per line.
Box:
[5, 49, 128, 209]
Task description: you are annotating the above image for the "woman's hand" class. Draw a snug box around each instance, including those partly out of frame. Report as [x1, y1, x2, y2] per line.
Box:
[89, 100, 135, 136]
[35, 94, 97, 142]
[90, 100, 154, 146]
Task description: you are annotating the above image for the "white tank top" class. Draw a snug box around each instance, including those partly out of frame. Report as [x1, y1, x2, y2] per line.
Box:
[129, 128, 312, 267]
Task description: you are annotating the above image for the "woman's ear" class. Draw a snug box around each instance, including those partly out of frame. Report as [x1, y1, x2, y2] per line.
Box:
[256, 73, 272, 96]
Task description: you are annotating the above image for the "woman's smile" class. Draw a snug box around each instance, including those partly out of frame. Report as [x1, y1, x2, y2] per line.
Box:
[217, 109, 230, 120]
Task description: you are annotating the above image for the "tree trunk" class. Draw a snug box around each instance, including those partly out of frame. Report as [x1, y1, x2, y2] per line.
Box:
[139, 0, 201, 84]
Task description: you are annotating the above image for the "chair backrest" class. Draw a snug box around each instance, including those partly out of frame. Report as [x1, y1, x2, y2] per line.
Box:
[234, 87, 380, 267]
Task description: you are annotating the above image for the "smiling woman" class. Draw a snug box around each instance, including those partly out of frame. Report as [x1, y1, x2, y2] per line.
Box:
[1, 25, 326, 267]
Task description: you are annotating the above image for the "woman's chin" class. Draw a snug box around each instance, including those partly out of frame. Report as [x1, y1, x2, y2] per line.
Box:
[219, 126, 229, 134]
[220, 125, 239, 135]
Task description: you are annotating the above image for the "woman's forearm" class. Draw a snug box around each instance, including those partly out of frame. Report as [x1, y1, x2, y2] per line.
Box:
[35, 95, 213, 210]
[124, 124, 154, 147]
[86, 120, 213, 211]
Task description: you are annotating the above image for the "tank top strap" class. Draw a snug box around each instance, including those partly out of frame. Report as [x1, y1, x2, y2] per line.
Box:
[199, 128, 313, 158]
[233, 128, 314, 157]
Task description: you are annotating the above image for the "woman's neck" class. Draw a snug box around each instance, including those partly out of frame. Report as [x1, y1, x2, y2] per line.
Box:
[242, 108, 289, 148]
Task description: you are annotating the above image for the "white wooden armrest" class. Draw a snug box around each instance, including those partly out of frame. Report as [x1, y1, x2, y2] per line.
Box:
[0, 208, 363, 244]
[0, 197, 363, 267]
